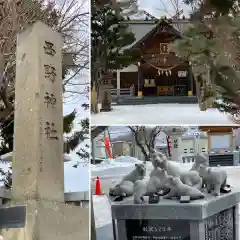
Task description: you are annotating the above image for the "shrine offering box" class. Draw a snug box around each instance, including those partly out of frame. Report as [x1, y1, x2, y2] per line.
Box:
[111, 190, 240, 240]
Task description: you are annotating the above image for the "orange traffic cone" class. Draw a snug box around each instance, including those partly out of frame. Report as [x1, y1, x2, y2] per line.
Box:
[95, 176, 102, 195]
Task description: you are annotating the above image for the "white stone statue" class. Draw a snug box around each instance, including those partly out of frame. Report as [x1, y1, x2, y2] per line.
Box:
[199, 165, 228, 196]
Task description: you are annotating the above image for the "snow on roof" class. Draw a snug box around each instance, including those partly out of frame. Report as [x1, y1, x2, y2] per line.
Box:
[125, 9, 157, 20]
[122, 18, 191, 50]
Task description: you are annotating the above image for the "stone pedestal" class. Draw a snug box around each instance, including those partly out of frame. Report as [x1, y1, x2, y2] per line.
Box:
[99, 73, 114, 112]
[0, 200, 89, 240]
[100, 89, 112, 112]
[111, 190, 240, 240]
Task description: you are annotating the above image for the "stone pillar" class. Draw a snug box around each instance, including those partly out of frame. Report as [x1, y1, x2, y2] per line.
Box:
[188, 63, 194, 96]
[163, 127, 186, 161]
[99, 73, 113, 112]
[171, 134, 182, 161]
[193, 136, 198, 155]
[13, 21, 64, 202]
[117, 70, 120, 97]
[2, 21, 89, 240]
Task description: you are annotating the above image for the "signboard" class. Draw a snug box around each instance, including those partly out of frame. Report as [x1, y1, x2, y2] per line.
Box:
[126, 219, 190, 240]
[160, 43, 169, 54]
[0, 206, 26, 229]
[178, 71, 188, 78]
[204, 207, 235, 240]
[209, 134, 231, 152]
[173, 139, 179, 149]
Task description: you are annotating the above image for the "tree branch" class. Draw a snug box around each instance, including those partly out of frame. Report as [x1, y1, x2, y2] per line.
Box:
[129, 126, 149, 162]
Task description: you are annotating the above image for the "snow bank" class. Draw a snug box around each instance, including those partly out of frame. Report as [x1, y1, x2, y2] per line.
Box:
[91, 155, 240, 192]
[91, 156, 142, 177]
[64, 161, 89, 192]
[91, 155, 194, 181]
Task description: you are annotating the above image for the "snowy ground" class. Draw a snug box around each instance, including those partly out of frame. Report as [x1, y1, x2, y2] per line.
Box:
[91, 104, 235, 125]
[0, 160, 89, 192]
[92, 157, 240, 240]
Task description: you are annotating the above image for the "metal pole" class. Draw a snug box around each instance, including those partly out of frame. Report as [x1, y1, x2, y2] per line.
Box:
[92, 139, 96, 165]
[104, 129, 108, 159]
[137, 65, 140, 94]
[91, 196, 97, 240]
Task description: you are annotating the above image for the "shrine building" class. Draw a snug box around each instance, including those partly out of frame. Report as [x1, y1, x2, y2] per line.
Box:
[199, 126, 240, 166]
[112, 14, 198, 102]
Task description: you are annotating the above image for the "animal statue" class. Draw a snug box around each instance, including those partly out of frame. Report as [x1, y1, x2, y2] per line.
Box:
[198, 165, 227, 196]
[163, 176, 205, 200]
[133, 176, 166, 204]
[149, 167, 170, 190]
[133, 168, 172, 204]
[151, 151, 180, 177]
[190, 154, 208, 171]
[151, 150, 203, 190]
[109, 181, 134, 197]
[180, 171, 203, 190]
[120, 163, 146, 184]
[133, 179, 148, 204]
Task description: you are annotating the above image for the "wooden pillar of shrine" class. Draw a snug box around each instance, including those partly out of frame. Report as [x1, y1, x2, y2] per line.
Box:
[137, 63, 143, 97]
[188, 63, 194, 96]
[116, 70, 121, 97]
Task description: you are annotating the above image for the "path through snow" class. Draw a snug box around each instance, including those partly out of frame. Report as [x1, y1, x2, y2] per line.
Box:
[91, 104, 235, 125]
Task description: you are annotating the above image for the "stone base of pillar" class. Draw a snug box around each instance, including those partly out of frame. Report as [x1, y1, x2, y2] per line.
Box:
[100, 107, 112, 112]
[100, 89, 112, 112]
[1, 200, 89, 240]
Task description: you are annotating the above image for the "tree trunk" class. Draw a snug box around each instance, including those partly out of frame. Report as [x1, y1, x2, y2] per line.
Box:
[91, 83, 99, 114]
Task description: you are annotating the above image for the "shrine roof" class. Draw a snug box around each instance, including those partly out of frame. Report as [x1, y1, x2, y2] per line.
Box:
[122, 18, 191, 50]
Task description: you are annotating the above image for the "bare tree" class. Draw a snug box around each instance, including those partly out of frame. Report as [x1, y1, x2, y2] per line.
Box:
[129, 126, 163, 162]
[0, 0, 89, 124]
[156, 0, 189, 31]
[157, 0, 186, 19]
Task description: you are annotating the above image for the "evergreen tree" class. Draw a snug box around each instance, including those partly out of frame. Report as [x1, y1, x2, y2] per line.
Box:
[73, 117, 90, 168]
[0, 105, 89, 188]
[91, 1, 139, 84]
[171, 0, 240, 115]
[183, 0, 236, 18]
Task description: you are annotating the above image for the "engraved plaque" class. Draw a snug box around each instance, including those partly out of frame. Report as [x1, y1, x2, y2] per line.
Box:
[126, 219, 190, 240]
[204, 207, 235, 240]
[0, 206, 26, 228]
[160, 43, 169, 54]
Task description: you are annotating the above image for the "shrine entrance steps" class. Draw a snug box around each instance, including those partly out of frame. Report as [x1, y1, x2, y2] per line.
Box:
[114, 96, 198, 105]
